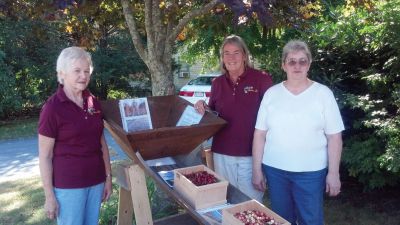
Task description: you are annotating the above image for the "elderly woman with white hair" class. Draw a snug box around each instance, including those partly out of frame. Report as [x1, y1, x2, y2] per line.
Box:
[38, 47, 112, 225]
[252, 40, 344, 225]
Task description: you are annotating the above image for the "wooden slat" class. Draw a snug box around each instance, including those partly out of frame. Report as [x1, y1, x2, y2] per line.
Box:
[128, 164, 153, 225]
[114, 161, 133, 190]
[117, 187, 134, 225]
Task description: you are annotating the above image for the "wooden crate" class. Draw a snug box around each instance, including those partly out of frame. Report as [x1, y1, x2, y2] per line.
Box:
[222, 200, 291, 225]
[174, 165, 228, 210]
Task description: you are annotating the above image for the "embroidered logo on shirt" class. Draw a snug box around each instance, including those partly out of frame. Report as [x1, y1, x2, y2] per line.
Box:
[88, 107, 101, 115]
[244, 86, 258, 94]
[87, 96, 101, 115]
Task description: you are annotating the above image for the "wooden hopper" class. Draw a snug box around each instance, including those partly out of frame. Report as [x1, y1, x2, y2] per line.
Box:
[101, 95, 226, 160]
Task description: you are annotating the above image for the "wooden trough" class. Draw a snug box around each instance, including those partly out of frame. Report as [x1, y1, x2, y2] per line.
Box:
[101, 95, 226, 161]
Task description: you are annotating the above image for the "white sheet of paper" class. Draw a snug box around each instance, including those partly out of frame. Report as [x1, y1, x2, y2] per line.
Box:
[145, 156, 176, 167]
[176, 105, 203, 126]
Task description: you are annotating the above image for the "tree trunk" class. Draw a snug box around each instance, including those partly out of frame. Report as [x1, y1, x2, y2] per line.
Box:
[148, 64, 175, 96]
[120, 0, 219, 96]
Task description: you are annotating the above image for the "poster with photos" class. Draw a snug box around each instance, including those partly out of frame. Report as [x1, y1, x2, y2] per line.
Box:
[119, 98, 153, 133]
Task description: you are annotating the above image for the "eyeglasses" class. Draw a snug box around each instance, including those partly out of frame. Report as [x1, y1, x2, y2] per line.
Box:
[285, 58, 309, 67]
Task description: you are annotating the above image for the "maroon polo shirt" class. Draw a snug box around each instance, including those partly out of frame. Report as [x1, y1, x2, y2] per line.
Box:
[38, 85, 106, 188]
[209, 67, 273, 156]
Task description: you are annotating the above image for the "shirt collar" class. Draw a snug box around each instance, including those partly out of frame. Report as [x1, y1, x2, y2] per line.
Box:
[56, 84, 91, 103]
[224, 67, 250, 83]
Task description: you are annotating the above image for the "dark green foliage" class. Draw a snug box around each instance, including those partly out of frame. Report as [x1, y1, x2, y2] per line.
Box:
[0, 50, 22, 117]
[89, 31, 150, 100]
[303, 0, 400, 189]
[0, 18, 67, 118]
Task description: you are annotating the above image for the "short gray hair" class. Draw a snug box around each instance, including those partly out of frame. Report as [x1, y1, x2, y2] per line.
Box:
[282, 40, 312, 63]
[56, 47, 93, 84]
[219, 35, 253, 74]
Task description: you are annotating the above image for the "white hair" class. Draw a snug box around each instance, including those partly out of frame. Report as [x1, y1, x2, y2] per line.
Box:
[56, 47, 93, 84]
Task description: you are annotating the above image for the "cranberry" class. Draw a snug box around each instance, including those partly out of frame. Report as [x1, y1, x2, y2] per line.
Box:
[233, 210, 281, 225]
[184, 171, 217, 186]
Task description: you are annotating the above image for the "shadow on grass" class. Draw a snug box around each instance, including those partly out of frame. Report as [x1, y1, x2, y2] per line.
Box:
[0, 177, 55, 225]
[324, 178, 400, 225]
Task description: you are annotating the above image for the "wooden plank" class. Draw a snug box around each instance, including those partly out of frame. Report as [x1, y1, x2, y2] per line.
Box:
[117, 187, 134, 225]
[154, 213, 200, 225]
[128, 164, 153, 225]
[202, 148, 214, 171]
[114, 161, 133, 190]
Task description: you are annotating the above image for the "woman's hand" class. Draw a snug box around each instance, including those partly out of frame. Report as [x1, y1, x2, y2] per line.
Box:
[252, 167, 266, 192]
[194, 100, 207, 115]
[252, 129, 267, 192]
[326, 172, 341, 196]
[44, 195, 59, 220]
[102, 176, 113, 202]
[326, 132, 343, 196]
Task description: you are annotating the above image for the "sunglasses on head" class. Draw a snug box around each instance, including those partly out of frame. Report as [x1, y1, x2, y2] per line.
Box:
[285, 58, 309, 67]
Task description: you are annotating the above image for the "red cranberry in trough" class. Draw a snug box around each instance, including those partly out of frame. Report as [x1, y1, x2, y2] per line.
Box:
[184, 171, 217, 186]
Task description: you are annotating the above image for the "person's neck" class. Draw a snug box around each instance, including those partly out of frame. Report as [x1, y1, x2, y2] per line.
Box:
[284, 78, 312, 95]
[229, 67, 245, 83]
[63, 86, 83, 107]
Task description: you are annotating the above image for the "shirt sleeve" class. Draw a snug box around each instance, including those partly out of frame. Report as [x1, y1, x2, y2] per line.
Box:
[322, 87, 345, 134]
[255, 90, 270, 131]
[259, 71, 274, 97]
[38, 102, 58, 138]
[208, 78, 217, 111]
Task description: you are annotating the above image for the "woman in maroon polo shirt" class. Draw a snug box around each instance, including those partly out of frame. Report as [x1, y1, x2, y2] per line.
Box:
[38, 47, 112, 225]
[194, 35, 273, 202]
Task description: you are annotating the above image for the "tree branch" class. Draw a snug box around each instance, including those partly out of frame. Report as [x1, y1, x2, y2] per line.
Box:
[152, 0, 165, 59]
[121, 0, 148, 62]
[144, 0, 155, 54]
[166, 0, 220, 44]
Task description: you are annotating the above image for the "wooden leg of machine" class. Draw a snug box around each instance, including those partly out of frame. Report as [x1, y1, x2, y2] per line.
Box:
[117, 187, 134, 225]
[203, 148, 214, 171]
[128, 164, 153, 225]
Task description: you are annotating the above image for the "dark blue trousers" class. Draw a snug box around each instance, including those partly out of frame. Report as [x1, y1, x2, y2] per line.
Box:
[263, 165, 327, 225]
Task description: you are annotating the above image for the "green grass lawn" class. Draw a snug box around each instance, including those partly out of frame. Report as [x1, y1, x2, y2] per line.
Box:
[0, 118, 38, 140]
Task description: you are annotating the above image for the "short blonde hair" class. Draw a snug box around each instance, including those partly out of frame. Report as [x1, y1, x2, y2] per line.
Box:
[219, 35, 253, 74]
[56, 47, 93, 84]
[282, 40, 312, 63]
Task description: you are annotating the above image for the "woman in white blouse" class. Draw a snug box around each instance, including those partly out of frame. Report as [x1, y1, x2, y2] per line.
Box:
[252, 40, 344, 225]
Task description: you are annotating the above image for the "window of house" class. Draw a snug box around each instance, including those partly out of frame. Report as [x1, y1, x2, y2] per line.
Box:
[179, 71, 190, 78]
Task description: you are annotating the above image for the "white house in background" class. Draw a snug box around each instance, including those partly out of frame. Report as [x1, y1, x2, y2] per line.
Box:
[173, 52, 220, 91]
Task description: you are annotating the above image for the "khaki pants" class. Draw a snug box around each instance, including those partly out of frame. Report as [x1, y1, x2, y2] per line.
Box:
[213, 152, 264, 203]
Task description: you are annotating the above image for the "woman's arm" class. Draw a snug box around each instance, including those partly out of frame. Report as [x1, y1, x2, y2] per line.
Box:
[101, 134, 112, 201]
[38, 134, 58, 220]
[326, 132, 343, 196]
[252, 129, 267, 192]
